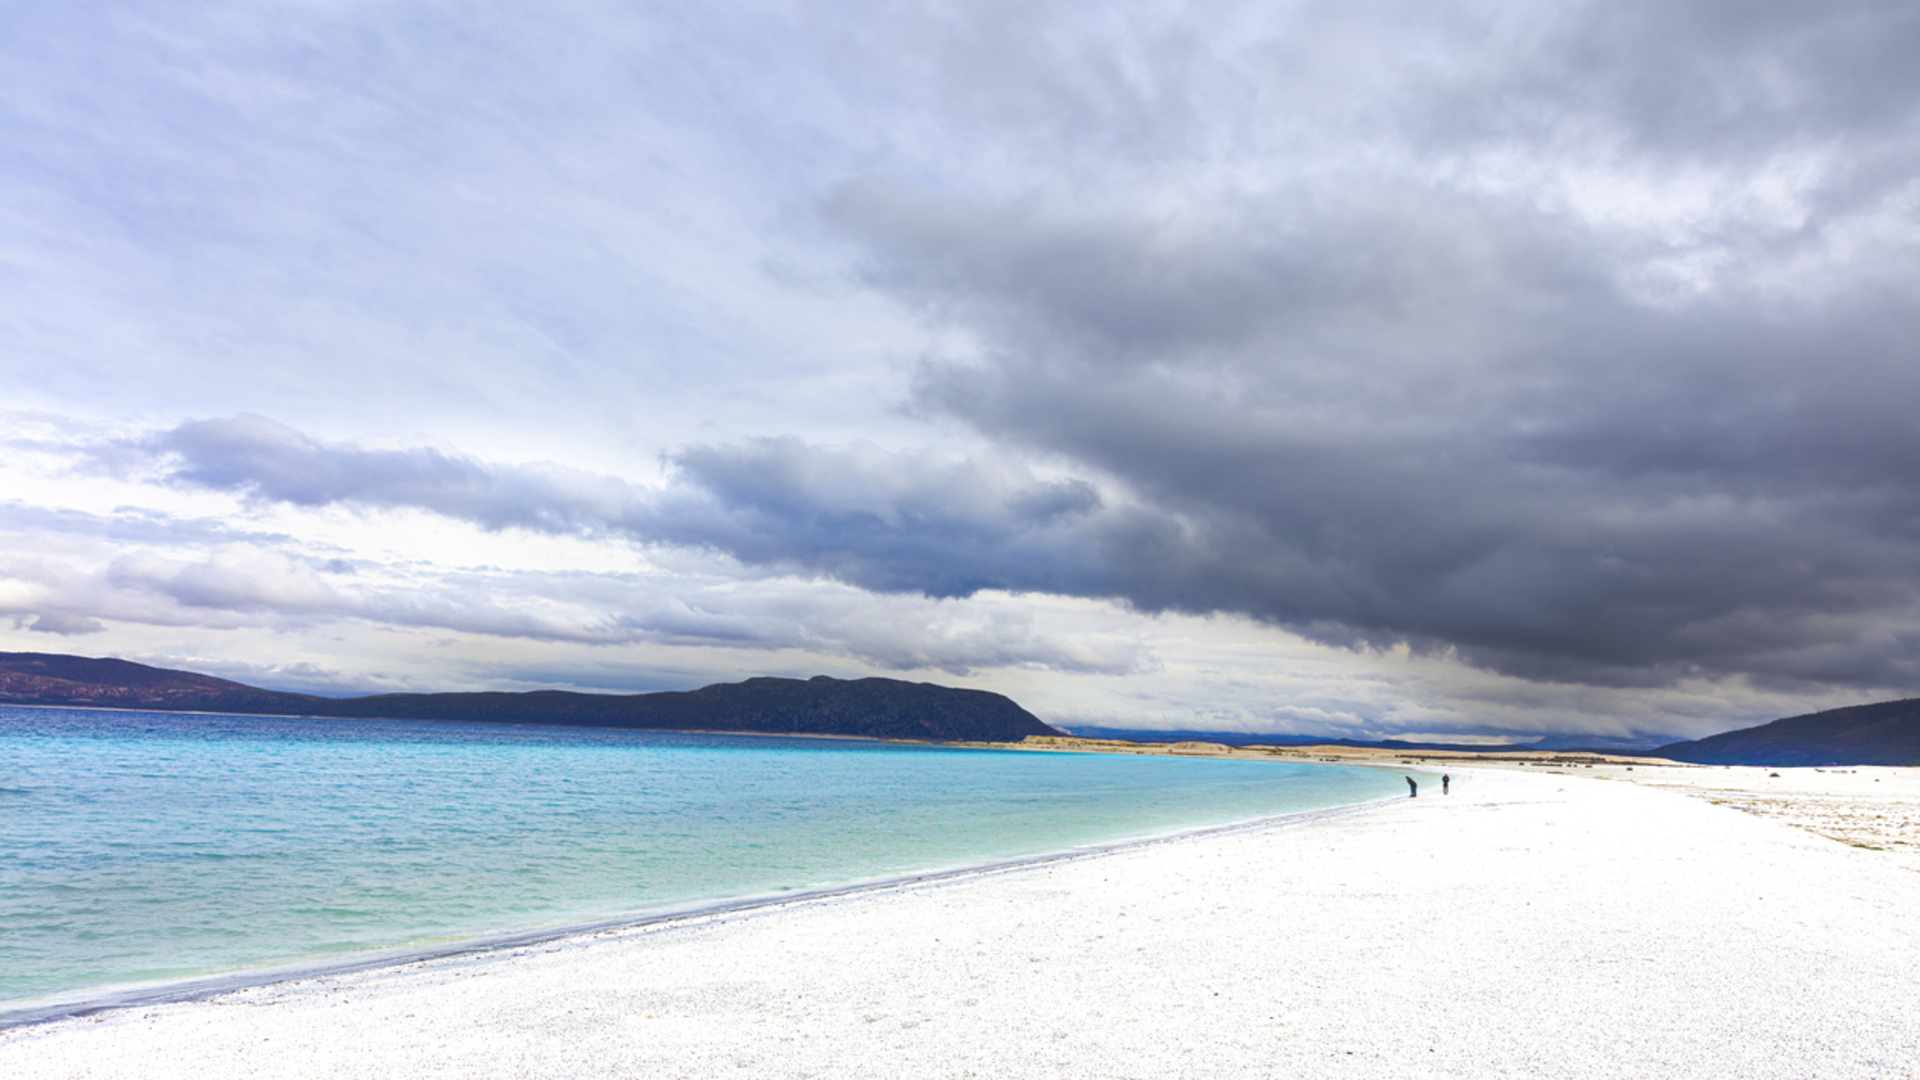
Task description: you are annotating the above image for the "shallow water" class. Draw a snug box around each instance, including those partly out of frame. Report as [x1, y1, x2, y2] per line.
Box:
[0, 706, 1400, 1006]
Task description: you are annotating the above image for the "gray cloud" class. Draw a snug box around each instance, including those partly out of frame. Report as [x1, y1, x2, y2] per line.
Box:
[800, 3, 1920, 693]
[160, 415, 637, 534]
[668, 438, 1111, 597]
[152, 415, 1123, 600]
[1460, 0, 1920, 159]
[17, 612, 105, 636]
[139, 382, 1920, 691]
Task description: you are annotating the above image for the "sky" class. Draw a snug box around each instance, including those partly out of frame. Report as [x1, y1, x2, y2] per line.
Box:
[3, 0, 1918, 743]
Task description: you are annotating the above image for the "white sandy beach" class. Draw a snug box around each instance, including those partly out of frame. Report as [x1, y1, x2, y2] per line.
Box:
[4, 767, 1915, 1079]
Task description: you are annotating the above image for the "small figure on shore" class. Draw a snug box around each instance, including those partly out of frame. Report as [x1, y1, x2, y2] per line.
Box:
[1405, 776, 1418, 798]
[1442, 774, 1450, 795]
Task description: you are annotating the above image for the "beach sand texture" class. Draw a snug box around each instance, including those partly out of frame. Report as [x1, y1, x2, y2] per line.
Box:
[4, 768, 1915, 1079]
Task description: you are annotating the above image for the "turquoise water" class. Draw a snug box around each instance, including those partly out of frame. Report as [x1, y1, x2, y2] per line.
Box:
[0, 706, 1400, 1008]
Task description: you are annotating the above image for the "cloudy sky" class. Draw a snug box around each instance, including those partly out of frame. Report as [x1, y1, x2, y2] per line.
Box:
[3, 0, 1917, 742]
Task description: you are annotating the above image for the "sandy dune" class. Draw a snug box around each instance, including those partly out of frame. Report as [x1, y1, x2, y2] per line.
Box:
[4, 768, 1915, 1078]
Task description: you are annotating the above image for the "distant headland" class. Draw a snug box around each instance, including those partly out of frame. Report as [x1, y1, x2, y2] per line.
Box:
[0, 652, 1060, 744]
[1650, 698, 1920, 767]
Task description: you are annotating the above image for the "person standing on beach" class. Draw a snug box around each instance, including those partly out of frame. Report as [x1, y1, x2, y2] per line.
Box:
[1442, 774, 1450, 795]
[1405, 776, 1418, 798]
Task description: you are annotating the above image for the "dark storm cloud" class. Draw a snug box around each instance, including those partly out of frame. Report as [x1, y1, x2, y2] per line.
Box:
[804, 0, 1920, 691]
[825, 180, 1920, 685]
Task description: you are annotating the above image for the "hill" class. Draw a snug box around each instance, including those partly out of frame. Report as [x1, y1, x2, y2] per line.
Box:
[1654, 698, 1920, 766]
[0, 652, 320, 713]
[0, 652, 1057, 743]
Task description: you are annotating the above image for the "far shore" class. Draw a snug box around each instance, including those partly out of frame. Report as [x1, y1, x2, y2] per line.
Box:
[955, 731, 1681, 765]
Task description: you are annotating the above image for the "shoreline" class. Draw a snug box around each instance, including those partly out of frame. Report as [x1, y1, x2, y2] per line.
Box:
[0, 785, 1414, 1030]
[978, 735, 1920, 863]
[6, 766, 1913, 1078]
[959, 732, 1681, 766]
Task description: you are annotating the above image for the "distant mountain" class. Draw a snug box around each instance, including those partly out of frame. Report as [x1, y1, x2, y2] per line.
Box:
[0, 652, 1058, 743]
[1654, 698, 1920, 766]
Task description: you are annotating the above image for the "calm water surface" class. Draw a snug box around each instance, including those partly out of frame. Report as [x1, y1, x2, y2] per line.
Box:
[0, 706, 1400, 1007]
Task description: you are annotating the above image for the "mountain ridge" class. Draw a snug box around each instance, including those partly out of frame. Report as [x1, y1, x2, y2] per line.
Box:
[1653, 698, 1920, 766]
[0, 652, 1059, 743]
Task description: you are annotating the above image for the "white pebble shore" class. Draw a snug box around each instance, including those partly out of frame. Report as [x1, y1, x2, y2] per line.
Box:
[4, 768, 1916, 1079]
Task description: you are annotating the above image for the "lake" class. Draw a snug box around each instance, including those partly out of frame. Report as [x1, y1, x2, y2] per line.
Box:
[0, 706, 1402, 1014]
